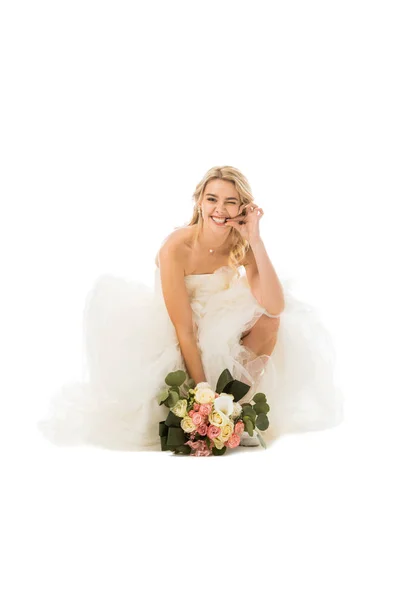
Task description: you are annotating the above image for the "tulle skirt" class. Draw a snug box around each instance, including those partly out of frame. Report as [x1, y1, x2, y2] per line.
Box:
[38, 268, 344, 451]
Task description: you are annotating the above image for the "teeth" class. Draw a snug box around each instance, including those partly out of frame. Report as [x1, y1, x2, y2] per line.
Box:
[212, 217, 226, 223]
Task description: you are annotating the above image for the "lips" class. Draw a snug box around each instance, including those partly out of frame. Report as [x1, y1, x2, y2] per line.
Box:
[211, 216, 227, 225]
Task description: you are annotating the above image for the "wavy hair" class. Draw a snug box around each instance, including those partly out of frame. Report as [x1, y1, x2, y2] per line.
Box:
[185, 166, 255, 276]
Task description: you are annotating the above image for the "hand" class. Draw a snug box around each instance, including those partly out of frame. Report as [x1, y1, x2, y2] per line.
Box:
[225, 201, 264, 243]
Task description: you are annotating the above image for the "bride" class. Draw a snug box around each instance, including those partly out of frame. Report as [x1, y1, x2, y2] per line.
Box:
[38, 165, 344, 451]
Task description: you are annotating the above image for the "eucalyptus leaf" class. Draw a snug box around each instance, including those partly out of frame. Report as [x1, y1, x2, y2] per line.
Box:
[169, 385, 181, 395]
[252, 392, 267, 403]
[244, 418, 254, 436]
[256, 413, 269, 431]
[242, 406, 257, 421]
[165, 370, 187, 387]
[254, 402, 269, 415]
[157, 388, 170, 405]
[168, 390, 180, 408]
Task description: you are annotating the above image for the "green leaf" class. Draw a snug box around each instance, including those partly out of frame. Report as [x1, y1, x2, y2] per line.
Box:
[166, 390, 180, 408]
[157, 388, 170, 405]
[256, 413, 269, 431]
[242, 406, 257, 422]
[222, 379, 250, 401]
[212, 445, 227, 456]
[254, 401, 269, 415]
[252, 392, 267, 403]
[165, 370, 187, 387]
[216, 369, 234, 394]
[187, 378, 195, 389]
[244, 418, 254, 436]
[169, 385, 181, 395]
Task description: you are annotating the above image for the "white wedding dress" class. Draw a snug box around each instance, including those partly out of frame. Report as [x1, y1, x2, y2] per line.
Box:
[38, 264, 344, 451]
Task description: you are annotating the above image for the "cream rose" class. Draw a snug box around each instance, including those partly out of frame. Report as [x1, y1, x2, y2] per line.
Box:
[194, 385, 216, 405]
[213, 437, 226, 450]
[209, 410, 229, 428]
[220, 421, 234, 442]
[180, 416, 197, 433]
[171, 398, 188, 418]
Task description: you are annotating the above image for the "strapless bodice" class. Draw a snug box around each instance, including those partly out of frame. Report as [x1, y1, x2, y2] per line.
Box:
[154, 265, 242, 298]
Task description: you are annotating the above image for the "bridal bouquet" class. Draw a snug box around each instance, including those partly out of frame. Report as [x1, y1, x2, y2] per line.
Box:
[157, 368, 270, 456]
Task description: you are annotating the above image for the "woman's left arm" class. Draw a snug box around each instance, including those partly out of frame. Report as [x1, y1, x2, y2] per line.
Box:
[246, 239, 285, 316]
[226, 201, 285, 316]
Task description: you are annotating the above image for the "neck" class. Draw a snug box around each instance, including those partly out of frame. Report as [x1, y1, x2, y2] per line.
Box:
[197, 221, 232, 250]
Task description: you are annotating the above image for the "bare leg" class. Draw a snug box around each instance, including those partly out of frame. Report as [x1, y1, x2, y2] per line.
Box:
[240, 314, 280, 357]
[239, 314, 281, 446]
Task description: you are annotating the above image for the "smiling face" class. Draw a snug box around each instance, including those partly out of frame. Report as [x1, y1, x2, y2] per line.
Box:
[200, 179, 242, 230]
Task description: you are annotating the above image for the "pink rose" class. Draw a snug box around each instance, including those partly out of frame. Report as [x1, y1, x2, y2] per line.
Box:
[193, 440, 212, 457]
[185, 439, 211, 456]
[188, 410, 195, 418]
[192, 412, 203, 426]
[197, 423, 208, 436]
[207, 425, 221, 439]
[185, 440, 201, 449]
[234, 421, 245, 435]
[193, 403, 200, 411]
[199, 403, 212, 416]
[226, 433, 241, 448]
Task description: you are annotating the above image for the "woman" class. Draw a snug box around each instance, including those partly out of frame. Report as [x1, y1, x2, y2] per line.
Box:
[38, 166, 344, 451]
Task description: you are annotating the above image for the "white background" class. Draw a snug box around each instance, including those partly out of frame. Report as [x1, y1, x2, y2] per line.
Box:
[1, 1, 399, 598]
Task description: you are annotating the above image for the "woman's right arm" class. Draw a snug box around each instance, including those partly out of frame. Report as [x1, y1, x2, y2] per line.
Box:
[158, 240, 206, 385]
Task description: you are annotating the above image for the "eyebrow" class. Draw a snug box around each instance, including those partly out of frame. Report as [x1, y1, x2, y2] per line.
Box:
[205, 193, 239, 201]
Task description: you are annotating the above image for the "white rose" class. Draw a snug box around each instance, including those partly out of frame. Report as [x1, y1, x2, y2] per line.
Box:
[194, 387, 216, 405]
[232, 402, 243, 418]
[171, 398, 188, 418]
[195, 382, 212, 390]
[181, 416, 197, 433]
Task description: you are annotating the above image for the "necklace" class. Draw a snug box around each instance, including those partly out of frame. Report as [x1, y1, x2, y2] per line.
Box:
[200, 232, 231, 255]
[196, 210, 231, 254]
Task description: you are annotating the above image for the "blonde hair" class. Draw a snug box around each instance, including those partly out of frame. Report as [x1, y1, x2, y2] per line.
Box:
[186, 166, 254, 276]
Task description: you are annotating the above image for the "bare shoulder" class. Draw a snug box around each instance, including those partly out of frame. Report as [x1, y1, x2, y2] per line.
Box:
[155, 226, 193, 268]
